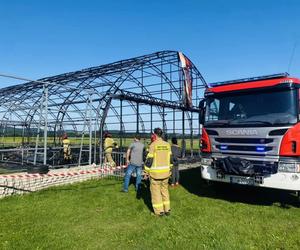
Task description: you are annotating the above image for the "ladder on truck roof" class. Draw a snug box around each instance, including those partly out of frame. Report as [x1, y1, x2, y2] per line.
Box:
[209, 72, 289, 87]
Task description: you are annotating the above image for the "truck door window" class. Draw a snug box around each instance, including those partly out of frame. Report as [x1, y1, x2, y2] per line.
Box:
[206, 99, 220, 120]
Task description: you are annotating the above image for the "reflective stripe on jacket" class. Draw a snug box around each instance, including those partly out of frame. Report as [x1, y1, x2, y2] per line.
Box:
[145, 138, 172, 179]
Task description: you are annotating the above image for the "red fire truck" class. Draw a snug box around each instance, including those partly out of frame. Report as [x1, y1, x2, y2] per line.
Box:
[199, 73, 300, 195]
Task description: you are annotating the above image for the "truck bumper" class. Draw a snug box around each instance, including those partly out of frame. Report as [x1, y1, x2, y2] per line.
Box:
[201, 165, 300, 191]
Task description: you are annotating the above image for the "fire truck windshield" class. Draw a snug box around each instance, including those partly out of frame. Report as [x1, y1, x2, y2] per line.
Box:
[205, 89, 298, 127]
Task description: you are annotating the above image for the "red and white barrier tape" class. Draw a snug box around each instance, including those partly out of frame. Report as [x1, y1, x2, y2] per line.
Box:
[0, 165, 127, 179]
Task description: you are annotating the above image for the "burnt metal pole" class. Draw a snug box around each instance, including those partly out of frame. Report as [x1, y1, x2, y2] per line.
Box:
[136, 102, 139, 133]
[182, 110, 185, 158]
[43, 84, 48, 165]
[13, 125, 15, 142]
[88, 94, 92, 165]
[162, 106, 166, 134]
[120, 99, 123, 148]
[190, 111, 193, 157]
[150, 105, 153, 133]
[173, 109, 175, 136]
[94, 118, 97, 164]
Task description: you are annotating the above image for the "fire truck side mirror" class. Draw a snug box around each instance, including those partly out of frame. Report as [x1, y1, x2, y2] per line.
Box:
[199, 99, 206, 125]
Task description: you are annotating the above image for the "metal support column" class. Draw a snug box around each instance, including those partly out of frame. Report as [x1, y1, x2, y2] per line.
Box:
[79, 93, 93, 166]
[21, 125, 25, 165]
[33, 93, 41, 165]
[161, 59, 163, 99]
[13, 125, 15, 142]
[173, 109, 175, 136]
[120, 99, 123, 148]
[136, 102, 139, 133]
[182, 111, 186, 157]
[162, 106, 166, 133]
[88, 94, 92, 165]
[43, 84, 48, 165]
[94, 118, 98, 164]
[99, 98, 112, 167]
[190, 112, 193, 157]
[150, 105, 153, 134]
[53, 126, 57, 147]
[199, 113, 202, 157]
[99, 120, 103, 166]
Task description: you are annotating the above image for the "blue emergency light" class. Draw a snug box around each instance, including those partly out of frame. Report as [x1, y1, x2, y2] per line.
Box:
[220, 145, 228, 150]
[256, 146, 265, 152]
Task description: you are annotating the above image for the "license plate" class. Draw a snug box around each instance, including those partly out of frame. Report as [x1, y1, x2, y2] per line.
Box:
[230, 176, 254, 185]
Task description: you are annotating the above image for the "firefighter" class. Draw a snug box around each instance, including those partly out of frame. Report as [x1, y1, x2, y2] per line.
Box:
[104, 132, 118, 167]
[145, 128, 173, 216]
[62, 134, 72, 164]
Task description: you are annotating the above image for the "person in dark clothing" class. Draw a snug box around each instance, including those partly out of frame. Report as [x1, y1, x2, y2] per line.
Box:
[171, 137, 182, 186]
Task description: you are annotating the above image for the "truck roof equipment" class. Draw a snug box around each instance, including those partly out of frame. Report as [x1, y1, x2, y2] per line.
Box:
[209, 73, 289, 87]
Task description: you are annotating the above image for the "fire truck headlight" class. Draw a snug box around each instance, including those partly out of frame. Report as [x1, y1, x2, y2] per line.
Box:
[201, 158, 213, 166]
[278, 162, 300, 173]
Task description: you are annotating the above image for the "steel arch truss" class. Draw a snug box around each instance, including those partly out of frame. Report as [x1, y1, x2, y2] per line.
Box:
[0, 51, 207, 169]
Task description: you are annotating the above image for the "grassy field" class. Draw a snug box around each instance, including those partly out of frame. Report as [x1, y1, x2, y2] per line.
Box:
[1, 168, 300, 249]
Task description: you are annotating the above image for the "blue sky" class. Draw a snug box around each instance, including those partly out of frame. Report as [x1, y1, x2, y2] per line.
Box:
[0, 0, 299, 87]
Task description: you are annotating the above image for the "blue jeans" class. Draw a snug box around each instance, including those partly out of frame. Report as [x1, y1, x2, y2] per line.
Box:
[123, 164, 142, 192]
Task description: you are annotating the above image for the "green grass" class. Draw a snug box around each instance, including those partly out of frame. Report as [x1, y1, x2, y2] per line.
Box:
[1, 168, 300, 249]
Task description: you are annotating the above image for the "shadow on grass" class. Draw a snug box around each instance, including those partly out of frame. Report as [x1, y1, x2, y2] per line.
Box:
[117, 174, 153, 212]
[45, 178, 123, 192]
[139, 179, 153, 213]
[180, 167, 300, 209]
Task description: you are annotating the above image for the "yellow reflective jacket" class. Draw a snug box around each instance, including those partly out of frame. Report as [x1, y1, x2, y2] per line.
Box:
[145, 138, 172, 179]
[62, 139, 71, 156]
[63, 139, 70, 145]
[104, 137, 117, 153]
